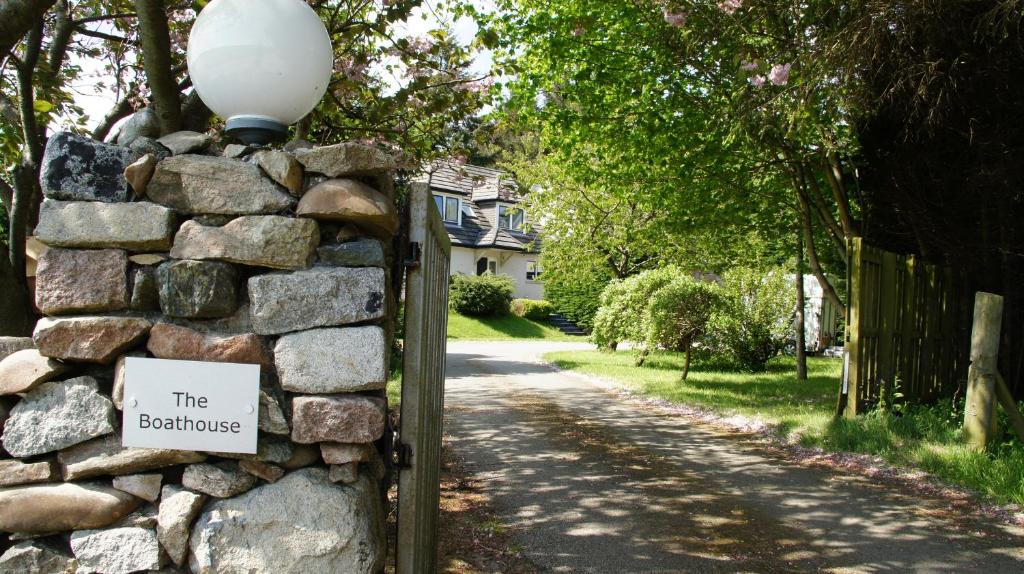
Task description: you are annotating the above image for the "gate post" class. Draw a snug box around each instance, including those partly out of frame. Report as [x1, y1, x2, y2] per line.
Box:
[963, 292, 1003, 450]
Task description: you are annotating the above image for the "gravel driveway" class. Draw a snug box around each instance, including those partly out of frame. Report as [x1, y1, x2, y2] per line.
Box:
[443, 340, 1024, 573]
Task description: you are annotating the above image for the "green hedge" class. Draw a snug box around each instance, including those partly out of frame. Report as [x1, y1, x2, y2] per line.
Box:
[543, 267, 611, 331]
[511, 298, 555, 321]
[448, 273, 514, 316]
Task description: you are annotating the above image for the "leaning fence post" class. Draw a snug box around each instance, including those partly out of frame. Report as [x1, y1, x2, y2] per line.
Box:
[963, 292, 1003, 450]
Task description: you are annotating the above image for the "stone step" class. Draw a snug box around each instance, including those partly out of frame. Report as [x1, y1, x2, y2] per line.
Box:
[547, 313, 588, 335]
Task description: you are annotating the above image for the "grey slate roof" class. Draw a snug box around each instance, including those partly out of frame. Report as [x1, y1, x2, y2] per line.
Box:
[414, 161, 540, 253]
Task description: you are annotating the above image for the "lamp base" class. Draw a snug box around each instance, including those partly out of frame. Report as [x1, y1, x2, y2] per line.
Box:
[225, 117, 288, 145]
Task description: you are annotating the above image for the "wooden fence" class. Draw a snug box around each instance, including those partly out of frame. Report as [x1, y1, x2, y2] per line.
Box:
[843, 238, 973, 417]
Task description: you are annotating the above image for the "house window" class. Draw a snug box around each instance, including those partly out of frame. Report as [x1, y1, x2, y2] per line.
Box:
[498, 204, 524, 231]
[433, 194, 460, 224]
[476, 258, 498, 275]
[526, 261, 542, 281]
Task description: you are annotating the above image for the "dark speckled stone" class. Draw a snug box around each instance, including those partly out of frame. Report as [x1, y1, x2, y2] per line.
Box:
[40, 132, 139, 203]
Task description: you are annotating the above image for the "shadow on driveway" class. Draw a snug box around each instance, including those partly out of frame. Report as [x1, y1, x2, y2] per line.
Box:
[443, 341, 1024, 573]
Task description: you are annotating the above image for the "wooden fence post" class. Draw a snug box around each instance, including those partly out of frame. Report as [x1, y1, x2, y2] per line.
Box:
[842, 238, 862, 418]
[963, 292, 1003, 450]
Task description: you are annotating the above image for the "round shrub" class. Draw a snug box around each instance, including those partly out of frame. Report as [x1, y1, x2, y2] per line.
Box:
[707, 267, 795, 372]
[591, 267, 679, 352]
[448, 273, 514, 316]
[644, 276, 721, 379]
[511, 298, 555, 321]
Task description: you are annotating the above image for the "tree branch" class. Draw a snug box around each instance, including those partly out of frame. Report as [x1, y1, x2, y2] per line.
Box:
[44, 1, 73, 88]
[91, 96, 134, 141]
[17, 22, 43, 163]
[823, 151, 859, 237]
[802, 161, 847, 259]
[74, 12, 136, 25]
[794, 176, 845, 315]
[135, 0, 181, 135]
[75, 28, 129, 43]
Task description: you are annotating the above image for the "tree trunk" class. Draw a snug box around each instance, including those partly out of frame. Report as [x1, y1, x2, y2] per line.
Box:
[0, 242, 33, 336]
[682, 343, 691, 381]
[0, 0, 57, 61]
[135, 0, 181, 135]
[795, 184, 846, 317]
[803, 164, 847, 259]
[795, 227, 808, 380]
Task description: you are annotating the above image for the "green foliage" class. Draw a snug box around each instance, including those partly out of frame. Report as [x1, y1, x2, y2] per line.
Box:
[644, 277, 720, 356]
[482, 0, 858, 321]
[541, 263, 610, 331]
[708, 267, 795, 372]
[592, 266, 721, 376]
[591, 267, 679, 351]
[510, 298, 554, 321]
[448, 273, 514, 316]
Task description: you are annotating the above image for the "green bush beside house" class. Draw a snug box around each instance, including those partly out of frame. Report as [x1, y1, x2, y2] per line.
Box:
[448, 273, 515, 316]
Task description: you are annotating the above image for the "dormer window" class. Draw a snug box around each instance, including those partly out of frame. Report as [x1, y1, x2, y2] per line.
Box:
[433, 193, 461, 225]
[498, 204, 524, 231]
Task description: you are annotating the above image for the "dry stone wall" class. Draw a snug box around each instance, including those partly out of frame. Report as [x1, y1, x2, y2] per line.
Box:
[0, 130, 400, 573]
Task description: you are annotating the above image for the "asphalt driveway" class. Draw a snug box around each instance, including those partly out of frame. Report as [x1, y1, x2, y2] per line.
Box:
[443, 340, 1024, 573]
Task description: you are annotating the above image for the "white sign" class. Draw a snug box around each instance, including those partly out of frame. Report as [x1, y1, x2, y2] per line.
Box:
[122, 357, 260, 454]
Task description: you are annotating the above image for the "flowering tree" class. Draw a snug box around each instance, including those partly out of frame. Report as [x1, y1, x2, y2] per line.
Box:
[486, 0, 861, 316]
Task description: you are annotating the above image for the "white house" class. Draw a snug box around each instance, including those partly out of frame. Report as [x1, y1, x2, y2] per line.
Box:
[796, 274, 843, 353]
[415, 162, 544, 300]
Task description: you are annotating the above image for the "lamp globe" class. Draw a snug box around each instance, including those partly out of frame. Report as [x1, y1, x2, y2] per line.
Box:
[187, 0, 333, 144]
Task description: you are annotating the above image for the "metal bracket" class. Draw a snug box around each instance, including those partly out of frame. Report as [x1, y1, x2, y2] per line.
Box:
[404, 242, 422, 269]
[394, 441, 412, 470]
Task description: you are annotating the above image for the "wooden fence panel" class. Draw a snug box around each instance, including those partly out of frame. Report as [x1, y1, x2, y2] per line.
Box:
[844, 238, 971, 417]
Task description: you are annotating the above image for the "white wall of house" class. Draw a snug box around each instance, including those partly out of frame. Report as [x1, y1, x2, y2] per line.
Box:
[450, 247, 477, 277]
[450, 246, 545, 300]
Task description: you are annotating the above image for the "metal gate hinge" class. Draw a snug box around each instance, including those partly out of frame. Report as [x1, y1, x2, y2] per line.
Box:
[405, 242, 421, 269]
[394, 441, 412, 470]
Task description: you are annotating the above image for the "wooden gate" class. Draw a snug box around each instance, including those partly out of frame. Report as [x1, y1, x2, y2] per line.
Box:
[844, 238, 972, 417]
[396, 182, 451, 573]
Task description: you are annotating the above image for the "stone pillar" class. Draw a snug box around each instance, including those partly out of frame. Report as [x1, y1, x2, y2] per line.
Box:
[0, 130, 399, 574]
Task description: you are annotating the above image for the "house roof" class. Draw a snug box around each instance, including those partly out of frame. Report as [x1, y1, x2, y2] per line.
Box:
[414, 161, 541, 253]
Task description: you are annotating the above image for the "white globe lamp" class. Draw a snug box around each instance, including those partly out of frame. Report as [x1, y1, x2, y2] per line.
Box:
[187, 0, 334, 144]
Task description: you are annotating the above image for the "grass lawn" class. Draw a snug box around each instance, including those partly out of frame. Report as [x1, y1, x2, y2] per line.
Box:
[546, 349, 1024, 506]
[446, 310, 579, 341]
